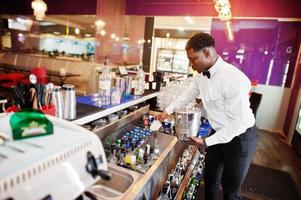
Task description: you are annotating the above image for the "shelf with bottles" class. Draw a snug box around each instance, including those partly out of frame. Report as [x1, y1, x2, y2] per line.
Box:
[158, 145, 196, 200]
[179, 151, 206, 200]
[102, 122, 161, 174]
[158, 146, 206, 200]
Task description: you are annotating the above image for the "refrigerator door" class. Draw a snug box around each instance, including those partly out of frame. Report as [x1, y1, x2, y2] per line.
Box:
[172, 50, 189, 74]
[156, 48, 173, 72]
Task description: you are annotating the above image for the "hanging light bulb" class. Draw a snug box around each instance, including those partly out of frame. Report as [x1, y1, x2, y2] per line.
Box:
[95, 19, 106, 35]
[31, 0, 47, 21]
[75, 28, 80, 35]
[218, 6, 232, 21]
[100, 30, 106, 36]
[95, 19, 106, 29]
[214, 0, 231, 12]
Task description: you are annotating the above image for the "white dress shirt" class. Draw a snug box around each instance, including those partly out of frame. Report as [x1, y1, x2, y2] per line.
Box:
[165, 56, 255, 146]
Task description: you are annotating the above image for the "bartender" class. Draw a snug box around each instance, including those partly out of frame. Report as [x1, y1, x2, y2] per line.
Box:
[157, 32, 258, 200]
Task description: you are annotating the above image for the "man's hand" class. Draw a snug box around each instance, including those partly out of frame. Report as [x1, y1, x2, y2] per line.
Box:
[156, 112, 168, 122]
[187, 136, 207, 150]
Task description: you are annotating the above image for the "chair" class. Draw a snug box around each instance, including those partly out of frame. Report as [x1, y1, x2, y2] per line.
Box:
[31, 67, 47, 83]
[0, 73, 26, 88]
[249, 92, 263, 118]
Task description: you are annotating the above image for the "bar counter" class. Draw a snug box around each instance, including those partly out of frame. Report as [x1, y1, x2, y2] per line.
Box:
[70, 91, 203, 199]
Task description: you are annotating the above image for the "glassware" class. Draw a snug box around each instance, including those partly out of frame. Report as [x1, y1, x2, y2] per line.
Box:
[111, 87, 121, 105]
[124, 76, 132, 97]
[99, 56, 111, 107]
[134, 65, 145, 96]
[115, 77, 126, 96]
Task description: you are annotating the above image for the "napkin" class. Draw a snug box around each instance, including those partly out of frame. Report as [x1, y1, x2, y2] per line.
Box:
[150, 120, 162, 131]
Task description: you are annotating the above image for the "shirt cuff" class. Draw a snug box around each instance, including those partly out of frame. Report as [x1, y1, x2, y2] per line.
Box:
[204, 136, 216, 147]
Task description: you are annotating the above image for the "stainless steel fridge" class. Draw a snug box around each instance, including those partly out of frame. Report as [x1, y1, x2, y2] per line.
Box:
[156, 48, 190, 74]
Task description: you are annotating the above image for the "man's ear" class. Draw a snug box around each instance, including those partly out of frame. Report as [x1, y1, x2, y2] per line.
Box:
[203, 48, 210, 57]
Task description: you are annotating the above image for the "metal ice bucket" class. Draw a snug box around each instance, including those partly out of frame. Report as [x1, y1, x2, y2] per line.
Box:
[174, 106, 201, 141]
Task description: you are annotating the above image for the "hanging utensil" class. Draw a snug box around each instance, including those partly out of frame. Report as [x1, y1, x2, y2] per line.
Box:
[30, 87, 38, 109]
[29, 74, 37, 85]
[29, 74, 41, 109]
[45, 82, 54, 106]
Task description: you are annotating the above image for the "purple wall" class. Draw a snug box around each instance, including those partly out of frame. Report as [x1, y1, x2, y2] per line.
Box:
[211, 19, 301, 87]
[126, 0, 301, 18]
[0, 0, 97, 15]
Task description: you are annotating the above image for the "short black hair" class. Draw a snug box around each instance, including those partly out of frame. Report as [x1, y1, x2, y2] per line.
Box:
[185, 32, 215, 51]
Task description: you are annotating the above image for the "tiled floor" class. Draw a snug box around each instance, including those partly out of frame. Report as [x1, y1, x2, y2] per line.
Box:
[196, 130, 301, 199]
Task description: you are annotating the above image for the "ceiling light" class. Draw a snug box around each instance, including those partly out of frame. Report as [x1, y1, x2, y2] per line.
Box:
[115, 37, 120, 41]
[75, 28, 80, 35]
[31, 0, 47, 21]
[95, 19, 106, 35]
[166, 32, 170, 38]
[213, 0, 232, 21]
[110, 33, 116, 39]
[219, 6, 232, 21]
[53, 32, 60, 35]
[100, 30, 106, 36]
[214, 0, 230, 12]
[95, 19, 106, 28]
[85, 34, 92, 37]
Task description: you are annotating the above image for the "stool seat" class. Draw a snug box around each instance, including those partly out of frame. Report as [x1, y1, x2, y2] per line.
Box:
[1, 81, 16, 88]
[0, 73, 25, 88]
[20, 67, 48, 84]
[0, 73, 25, 81]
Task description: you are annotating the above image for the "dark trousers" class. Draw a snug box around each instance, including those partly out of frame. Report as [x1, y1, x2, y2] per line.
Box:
[204, 126, 259, 200]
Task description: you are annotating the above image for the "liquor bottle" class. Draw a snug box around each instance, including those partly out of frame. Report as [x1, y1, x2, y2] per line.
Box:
[134, 64, 145, 95]
[153, 137, 160, 160]
[108, 143, 118, 164]
[136, 148, 147, 173]
[99, 56, 111, 107]
[150, 146, 155, 162]
[143, 144, 151, 169]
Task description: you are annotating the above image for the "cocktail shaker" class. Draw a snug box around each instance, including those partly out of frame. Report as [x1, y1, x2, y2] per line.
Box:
[52, 86, 64, 118]
[63, 84, 76, 120]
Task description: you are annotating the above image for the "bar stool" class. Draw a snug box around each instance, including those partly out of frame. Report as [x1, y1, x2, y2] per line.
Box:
[21, 67, 48, 84]
[0, 73, 26, 88]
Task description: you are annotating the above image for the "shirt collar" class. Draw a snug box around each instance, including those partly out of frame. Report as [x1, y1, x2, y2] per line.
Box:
[207, 56, 223, 78]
